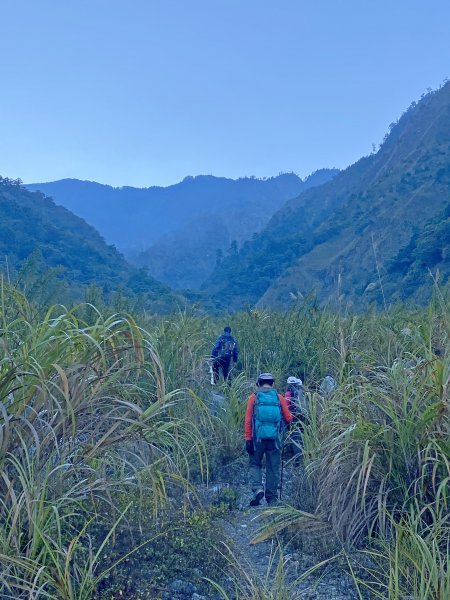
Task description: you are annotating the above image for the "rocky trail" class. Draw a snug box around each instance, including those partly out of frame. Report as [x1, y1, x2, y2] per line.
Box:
[164, 456, 363, 600]
[214, 461, 360, 600]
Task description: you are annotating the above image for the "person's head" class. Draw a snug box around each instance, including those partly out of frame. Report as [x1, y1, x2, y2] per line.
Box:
[257, 372, 275, 387]
[224, 326, 232, 334]
[287, 376, 302, 387]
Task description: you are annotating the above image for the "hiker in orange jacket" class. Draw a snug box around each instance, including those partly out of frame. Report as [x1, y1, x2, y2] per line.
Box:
[245, 372, 293, 506]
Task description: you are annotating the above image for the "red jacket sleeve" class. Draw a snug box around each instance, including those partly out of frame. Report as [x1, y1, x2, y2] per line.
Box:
[245, 394, 256, 441]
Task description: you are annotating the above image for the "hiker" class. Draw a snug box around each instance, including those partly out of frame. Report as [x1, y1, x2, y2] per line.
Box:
[285, 376, 307, 458]
[211, 326, 239, 384]
[245, 372, 293, 506]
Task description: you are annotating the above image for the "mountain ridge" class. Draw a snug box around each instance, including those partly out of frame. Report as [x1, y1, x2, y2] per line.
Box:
[26, 169, 339, 289]
[201, 83, 450, 311]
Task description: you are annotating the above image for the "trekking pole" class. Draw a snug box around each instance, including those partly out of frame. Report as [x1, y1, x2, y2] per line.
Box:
[207, 358, 215, 385]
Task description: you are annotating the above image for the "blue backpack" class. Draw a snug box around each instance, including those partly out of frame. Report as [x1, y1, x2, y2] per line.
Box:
[253, 388, 282, 442]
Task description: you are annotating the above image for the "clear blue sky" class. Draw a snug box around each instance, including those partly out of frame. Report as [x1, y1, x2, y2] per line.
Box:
[1, 0, 449, 187]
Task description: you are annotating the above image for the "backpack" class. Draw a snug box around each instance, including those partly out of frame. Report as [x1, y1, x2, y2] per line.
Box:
[253, 388, 282, 442]
[286, 386, 307, 417]
[219, 335, 235, 358]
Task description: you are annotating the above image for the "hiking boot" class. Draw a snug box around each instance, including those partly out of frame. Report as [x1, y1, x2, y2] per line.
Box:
[249, 489, 264, 506]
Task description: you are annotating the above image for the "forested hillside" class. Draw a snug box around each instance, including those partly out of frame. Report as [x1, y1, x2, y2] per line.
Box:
[202, 83, 450, 311]
[27, 170, 338, 289]
[0, 177, 182, 311]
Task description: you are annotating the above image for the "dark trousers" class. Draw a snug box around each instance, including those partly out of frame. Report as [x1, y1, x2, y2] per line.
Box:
[249, 439, 281, 502]
[212, 357, 231, 383]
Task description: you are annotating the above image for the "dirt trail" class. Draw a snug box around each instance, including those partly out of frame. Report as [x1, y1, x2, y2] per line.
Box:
[210, 460, 360, 599]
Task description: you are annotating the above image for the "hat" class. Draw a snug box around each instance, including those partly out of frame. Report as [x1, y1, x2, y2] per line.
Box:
[257, 372, 275, 386]
[287, 376, 302, 385]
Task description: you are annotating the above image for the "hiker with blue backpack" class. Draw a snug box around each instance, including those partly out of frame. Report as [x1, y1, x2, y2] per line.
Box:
[211, 326, 239, 384]
[245, 373, 293, 506]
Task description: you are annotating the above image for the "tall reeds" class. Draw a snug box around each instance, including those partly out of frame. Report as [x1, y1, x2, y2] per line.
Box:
[0, 283, 206, 597]
[1, 278, 448, 598]
[252, 296, 449, 597]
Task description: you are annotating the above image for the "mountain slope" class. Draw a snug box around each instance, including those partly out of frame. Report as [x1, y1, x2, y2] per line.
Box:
[0, 178, 182, 312]
[202, 83, 450, 311]
[135, 170, 338, 288]
[26, 170, 339, 289]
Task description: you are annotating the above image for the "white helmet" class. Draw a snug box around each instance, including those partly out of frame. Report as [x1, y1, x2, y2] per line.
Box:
[287, 376, 302, 385]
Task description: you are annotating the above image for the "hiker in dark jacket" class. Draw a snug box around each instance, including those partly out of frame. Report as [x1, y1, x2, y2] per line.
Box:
[211, 326, 239, 384]
[245, 373, 292, 506]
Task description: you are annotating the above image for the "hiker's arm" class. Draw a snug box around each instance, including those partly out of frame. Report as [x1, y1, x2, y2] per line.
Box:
[211, 337, 221, 358]
[244, 394, 256, 440]
[233, 338, 239, 362]
[279, 394, 293, 424]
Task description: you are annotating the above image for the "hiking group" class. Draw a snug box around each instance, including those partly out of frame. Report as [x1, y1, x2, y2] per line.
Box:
[211, 326, 335, 507]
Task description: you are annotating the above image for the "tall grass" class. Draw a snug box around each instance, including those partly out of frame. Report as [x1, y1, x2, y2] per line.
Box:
[252, 295, 449, 598]
[353, 484, 450, 599]
[1, 277, 448, 598]
[0, 283, 207, 597]
[230, 301, 339, 384]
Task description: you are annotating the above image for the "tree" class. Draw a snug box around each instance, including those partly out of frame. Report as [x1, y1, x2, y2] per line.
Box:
[0, 175, 23, 186]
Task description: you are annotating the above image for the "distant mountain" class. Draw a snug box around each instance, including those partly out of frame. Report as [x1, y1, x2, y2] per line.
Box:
[0, 178, 182, 312]
[135, 170, 338, 288]
[201, 83, 450, 311]
[26, 170, 339, 289]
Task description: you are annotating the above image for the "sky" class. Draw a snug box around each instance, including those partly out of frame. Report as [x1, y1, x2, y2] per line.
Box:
[1, 0, 449, 188]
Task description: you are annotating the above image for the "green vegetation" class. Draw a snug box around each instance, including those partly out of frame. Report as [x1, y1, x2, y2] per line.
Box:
[96, 506, 226, 598]
[202, 82, 450, 312]
[0, 177, 183, 312]
[0, 263, 448, 597]
[249, 296, 450, 598]
[0, 282, 208, 598]
[388, 203, 450, 299]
